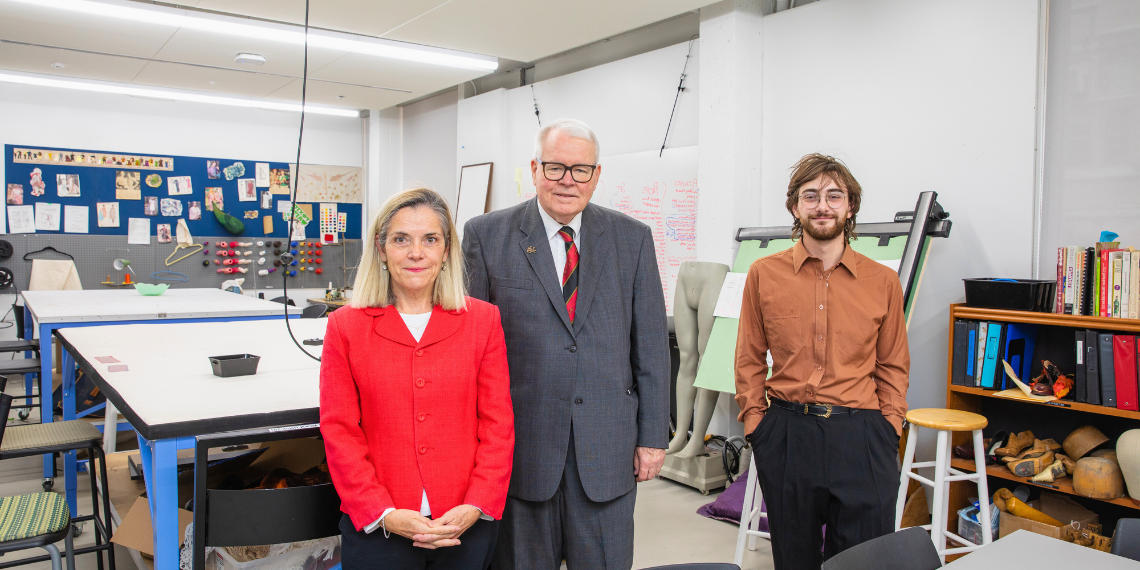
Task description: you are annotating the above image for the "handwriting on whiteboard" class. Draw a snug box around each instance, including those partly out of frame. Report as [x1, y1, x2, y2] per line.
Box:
[590, 146, 699, 315]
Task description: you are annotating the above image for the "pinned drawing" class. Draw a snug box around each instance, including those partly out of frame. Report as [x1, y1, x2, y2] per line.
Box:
[223, 162, 245, 180]
[260, 190, 272, 209]
[96, 202, 120, 228]
[188, 201, 202, 221]
[29, 168, 46, 196]
[207, 160, 221, 179]
[238, 178, 256, 202]
[160, 198, 183, 217]
[205, 187, 223, 211]
[115, 170, 141, 200]
[243, 210, 259, 219]
[294, 165, 363, 203]
[7, 184, 23, 205]
[56, 174, 81, 197]
[256, 163, 270, 187]
[168, 176, 192, 196]
[144, 196, 158, 216]
[157, 223, 172, 243]
[145, 173, 163, 188]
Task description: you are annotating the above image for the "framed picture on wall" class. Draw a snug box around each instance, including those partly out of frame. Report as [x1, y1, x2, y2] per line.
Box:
[456, 162, 493, 235]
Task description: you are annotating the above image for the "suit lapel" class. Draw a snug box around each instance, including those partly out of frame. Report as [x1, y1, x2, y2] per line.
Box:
[368, 306, 417, 347]
[417, 305, 462, 348]
[520, 200, 574, 334]
[573, 204, 612, 335]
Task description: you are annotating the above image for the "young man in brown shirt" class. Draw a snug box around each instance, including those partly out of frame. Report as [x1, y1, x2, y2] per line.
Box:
[735, 153, 909, 570]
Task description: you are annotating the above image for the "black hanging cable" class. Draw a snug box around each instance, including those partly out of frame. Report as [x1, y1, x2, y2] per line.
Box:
[531, 84, 541, 127]
[281, 0, 320, 362]
[659, 35, 698, 157]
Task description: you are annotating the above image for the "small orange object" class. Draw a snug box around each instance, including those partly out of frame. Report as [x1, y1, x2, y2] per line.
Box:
[123, 273, 132, 284]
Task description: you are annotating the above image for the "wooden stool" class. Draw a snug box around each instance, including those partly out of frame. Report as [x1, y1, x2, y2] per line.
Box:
[895, 408, 991, 563]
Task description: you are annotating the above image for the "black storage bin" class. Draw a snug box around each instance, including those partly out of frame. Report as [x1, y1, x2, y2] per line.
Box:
[962, 278, 1057, 312]
[209, 354, 261, 377]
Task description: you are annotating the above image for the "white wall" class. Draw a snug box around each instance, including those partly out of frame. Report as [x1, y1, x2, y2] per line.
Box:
[401, 89, 459, 204]
[759, 0, 1040, 427]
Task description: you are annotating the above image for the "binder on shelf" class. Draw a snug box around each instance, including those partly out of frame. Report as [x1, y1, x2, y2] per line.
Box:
[1086, 330, 1102, 406]
[1074, 330, 1087, 403]
[1099, 333, 1117, 408]
[951, 320, 969, 386]
[1002, 323, 1038, 390]
[974, 322, 989, 387]
[1083, 248, 1095, 316]
[980, 322, 1004, 390]
[1113, 335, 1139, 411]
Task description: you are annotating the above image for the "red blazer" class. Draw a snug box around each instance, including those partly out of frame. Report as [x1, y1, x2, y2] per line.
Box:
[320, 298, 514, 531]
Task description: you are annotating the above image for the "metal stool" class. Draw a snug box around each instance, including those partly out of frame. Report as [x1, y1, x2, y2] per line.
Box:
[0, 358, 43, 422]
[0, 492, 76, 570]
[733, 452, 770, 566]
[0, 394, 115, 570]
[895, 408, 991, 563]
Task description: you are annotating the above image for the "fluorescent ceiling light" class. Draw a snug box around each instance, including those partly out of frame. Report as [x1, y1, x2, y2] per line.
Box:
[0, 71, 361, 117]
[10, 0, 499, 72]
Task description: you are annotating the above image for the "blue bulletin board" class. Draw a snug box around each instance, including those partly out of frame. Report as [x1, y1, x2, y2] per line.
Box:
[4, 144, 362, 240]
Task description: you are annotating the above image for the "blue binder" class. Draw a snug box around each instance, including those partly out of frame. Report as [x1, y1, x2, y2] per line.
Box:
[980, 323, 1004, 389]
[1002, 323, 1039, 390]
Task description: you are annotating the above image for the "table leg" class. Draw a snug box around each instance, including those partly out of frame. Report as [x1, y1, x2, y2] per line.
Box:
[61, 349, 78, 516]
[22, 305, 33, 410]
[40, 322, 54, 479]
[139, 435, 180, 570]
[103, 400, 119, 453]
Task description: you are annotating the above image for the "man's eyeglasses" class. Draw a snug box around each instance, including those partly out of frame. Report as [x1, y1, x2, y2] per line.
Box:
[539, 161, 597, 183]
[799, 191, 847, 208]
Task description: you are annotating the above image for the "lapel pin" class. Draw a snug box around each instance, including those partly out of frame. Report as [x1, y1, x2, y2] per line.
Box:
[527, 246, 537, 253]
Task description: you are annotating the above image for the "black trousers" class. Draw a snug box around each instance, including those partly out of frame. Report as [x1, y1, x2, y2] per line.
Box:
[339, 513, 499, 570]
[748, 404, 900, 570]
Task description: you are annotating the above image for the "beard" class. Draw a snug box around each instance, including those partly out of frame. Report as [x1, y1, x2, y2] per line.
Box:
[801, 214, 845, 241]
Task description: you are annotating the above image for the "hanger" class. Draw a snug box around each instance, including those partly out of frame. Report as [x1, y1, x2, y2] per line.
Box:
[23, 246, 74, 261]
[165, 243, 203, 266]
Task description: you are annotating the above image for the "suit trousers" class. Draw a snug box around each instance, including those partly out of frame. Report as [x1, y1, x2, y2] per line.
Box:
[748, 404, 900, 570]
[490, 428, 636, 570]
[339, 514, 499, 570]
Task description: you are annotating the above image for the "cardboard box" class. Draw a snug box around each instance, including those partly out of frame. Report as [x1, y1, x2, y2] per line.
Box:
[998, 492, 1098, 540]
[111, 496, 193, 559]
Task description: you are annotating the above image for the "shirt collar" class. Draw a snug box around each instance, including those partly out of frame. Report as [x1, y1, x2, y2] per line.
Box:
[791, 239, 859, 278]
[537, 202, 583, 242]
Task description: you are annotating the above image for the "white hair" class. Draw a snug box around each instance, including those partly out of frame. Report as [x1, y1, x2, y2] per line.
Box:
[534, 118, 600, 164]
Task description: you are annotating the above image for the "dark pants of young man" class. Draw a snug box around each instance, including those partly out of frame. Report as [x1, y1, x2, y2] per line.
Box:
[748, 402, 901, 570]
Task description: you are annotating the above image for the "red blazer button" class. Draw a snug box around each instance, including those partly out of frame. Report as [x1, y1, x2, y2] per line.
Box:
[417, 413, 426, 422]
[416, 379, 425, 388]
[419, 446, 428, 454]
[416, 349, 424, 356]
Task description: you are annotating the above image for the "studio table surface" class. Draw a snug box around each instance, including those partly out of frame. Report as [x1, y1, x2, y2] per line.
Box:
[22, 288, 299, 323]
[56, 318, 328, 440]
[941, 530, 1140, 568]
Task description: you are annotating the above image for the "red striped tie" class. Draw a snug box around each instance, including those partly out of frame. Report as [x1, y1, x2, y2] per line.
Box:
[559, 226, 579, 322]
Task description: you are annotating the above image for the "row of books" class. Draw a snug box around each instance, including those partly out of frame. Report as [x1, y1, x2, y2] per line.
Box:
[950, 319, 1140, 411]
[1054, 245, 1140, 318]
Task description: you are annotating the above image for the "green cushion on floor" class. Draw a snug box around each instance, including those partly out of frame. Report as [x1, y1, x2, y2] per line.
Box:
[0, 492, 70, 542]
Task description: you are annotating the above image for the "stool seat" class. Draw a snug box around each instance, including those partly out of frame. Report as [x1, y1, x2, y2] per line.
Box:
[906, 408, 987, 432]
[1, 421, 103, 455]
[0, 340, 39, 353]
[0, 359, 41, 376]
[0, 492, 69, 543]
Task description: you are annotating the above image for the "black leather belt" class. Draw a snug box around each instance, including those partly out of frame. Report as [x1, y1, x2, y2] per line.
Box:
[770, 396, 860, 418]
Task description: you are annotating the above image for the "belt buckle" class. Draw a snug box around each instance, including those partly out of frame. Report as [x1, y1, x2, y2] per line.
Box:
[821, 403, 833, 418]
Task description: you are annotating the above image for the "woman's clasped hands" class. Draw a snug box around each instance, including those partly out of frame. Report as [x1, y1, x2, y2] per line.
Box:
[383, 505, 482, 549]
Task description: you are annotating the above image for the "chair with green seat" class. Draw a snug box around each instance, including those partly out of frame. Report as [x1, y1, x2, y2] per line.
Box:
[0, 394, 77, 570]
[2, 304, 43, 421]
[0, 391, 115, 570]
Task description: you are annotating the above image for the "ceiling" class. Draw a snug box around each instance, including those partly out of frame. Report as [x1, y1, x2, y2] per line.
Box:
[0, 0, 716, 112]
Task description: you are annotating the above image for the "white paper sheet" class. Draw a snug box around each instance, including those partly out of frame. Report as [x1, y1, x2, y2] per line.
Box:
[277, 200, 291, 213]
[127, 218, 151, 245]
[35, 202, 61, 231]
[712, 272, 749, 319]
[255, 163, 270, 187]
[7, 205, 34, 233]
[64, 205, 89, 233]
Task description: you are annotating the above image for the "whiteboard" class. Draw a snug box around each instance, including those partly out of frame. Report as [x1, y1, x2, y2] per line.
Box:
[455, 162, 493, 237]
[590, 145, 698, 315]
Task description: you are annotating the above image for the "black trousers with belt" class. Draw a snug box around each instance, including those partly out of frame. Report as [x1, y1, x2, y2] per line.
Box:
[748, 402, 901, 570]
[339, 514, 499, 570]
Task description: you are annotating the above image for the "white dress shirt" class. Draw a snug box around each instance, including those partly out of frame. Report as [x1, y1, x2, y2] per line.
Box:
[537, 204, 583, 280]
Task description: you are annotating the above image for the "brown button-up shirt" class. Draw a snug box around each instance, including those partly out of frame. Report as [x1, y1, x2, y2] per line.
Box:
[734, 240, 910, 436]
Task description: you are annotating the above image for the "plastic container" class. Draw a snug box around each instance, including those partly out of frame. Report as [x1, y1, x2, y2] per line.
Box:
[133, 283, 169, 296]
[957, 503, 998, 545]
[209, 354, 261, 378]
[207, 537, 340, 570]
[962, 278, 1057, 312]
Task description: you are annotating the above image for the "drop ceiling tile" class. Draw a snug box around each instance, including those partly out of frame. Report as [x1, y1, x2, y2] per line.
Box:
[267, 78, 408, 110]
[0, 42, 148, 83]
[187, 0, 452, 39]
[309, 52, 487, 95]
[130, 60, 297, 98]
[382, 0, 716, 61]
[152, 28, 346, 78]
[0, 2, 177, 57]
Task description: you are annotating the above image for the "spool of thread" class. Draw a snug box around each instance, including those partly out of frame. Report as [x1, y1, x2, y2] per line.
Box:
[316, 268, 323, 274]
[258, 269, 269, 276]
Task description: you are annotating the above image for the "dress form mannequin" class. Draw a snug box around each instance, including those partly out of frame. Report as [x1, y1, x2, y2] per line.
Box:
[667, 261, 730, 457]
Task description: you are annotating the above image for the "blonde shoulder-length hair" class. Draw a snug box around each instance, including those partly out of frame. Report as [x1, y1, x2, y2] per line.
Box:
[350, 187, 467, 311]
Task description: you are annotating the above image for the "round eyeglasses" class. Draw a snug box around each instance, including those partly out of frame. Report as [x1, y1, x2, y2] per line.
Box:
[539, 161, 597, 183]
[799, 191, 847, 208]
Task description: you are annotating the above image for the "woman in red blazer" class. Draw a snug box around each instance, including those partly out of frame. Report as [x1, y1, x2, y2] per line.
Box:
[321, 187, 513, 569]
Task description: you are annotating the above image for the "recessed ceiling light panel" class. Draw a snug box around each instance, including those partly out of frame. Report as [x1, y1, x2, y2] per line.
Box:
[50, 62, 66, 68]
[234, 53, 266, 66]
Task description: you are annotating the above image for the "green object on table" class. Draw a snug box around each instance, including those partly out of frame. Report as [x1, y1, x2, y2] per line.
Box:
[213, 207, 245, 235]
[133, 283, 169, 296]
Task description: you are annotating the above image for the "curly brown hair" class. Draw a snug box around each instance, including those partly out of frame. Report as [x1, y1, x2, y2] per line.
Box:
[785, 153, 862, 242]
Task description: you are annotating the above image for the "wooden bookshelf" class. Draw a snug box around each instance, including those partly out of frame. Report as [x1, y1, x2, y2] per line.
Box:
[943, 304, 1140, 535]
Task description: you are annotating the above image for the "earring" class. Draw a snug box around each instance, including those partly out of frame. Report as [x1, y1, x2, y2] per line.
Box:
[442, 262, 447, 271]
[382, 263, 387, 270]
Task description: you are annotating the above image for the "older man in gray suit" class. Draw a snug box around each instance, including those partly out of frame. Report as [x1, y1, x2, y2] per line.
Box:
[463, 118, 670, 569]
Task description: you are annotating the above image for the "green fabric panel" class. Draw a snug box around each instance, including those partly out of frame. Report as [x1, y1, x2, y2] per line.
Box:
[0, 492, 69, 541]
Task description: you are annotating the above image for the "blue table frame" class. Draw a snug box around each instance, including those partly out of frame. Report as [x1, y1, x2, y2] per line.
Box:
[24, 307, 293, 518]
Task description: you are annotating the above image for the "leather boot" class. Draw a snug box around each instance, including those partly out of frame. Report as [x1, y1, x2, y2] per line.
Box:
[1057, 453, 1076, 475]
[1031, 459, 1067, 482]
[1002, 439, 1048, 463]
[1041, 438, 1062, 453]
[995, 431, 1035, 457]
[1008, 450, 1054, 477]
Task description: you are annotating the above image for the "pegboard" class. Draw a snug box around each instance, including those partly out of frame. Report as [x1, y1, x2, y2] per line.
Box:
[5, 144, 362, 240]
[0, 234, 361, 292]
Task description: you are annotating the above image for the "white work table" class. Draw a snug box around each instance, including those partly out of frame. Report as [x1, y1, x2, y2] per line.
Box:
[941, 530, 1140, 569]
[56, 318, 329, 570]
[19, 287, 299, 519]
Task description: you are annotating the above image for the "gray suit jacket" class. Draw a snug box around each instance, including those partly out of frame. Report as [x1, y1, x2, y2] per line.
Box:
[463, 198, 670, 504]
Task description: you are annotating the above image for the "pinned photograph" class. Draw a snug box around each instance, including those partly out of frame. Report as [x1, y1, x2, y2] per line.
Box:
[7, 184, 23, 205]
[260, 190, 272, 209]
[144, 196, 158, 216]
[224, 162, 246, 180]
[238, 178, 256, 202]
[255, 163, 270, 187]
[29, 168, 46, 196]
[115, 170, 141, 200]
[167, 175, 192, 196]
[96, 202, 120, 227]
[188, 201, 202, 221]
[269, 168, 291, 194]
[207, 160, 221, 179]
[205, 187, 223, 211]
[160, 198, 183, 217]
[157, 223, 172, 243]
[56, 174, 81, 197]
